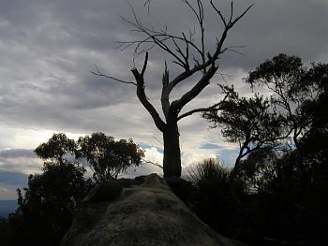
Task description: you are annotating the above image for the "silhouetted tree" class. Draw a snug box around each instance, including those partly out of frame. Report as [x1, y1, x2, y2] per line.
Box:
[298, 63, 328, 158]
[0, 132, 147, 245]
[246, 54, 315, 148]
[197, 55, 328, 244]
[0, 133, 89, 246]
[13, 163, 87, 246]
[77, 132, 144, 182]
[35, 133, 77, 165]
[239, 56, 328, 244]
[93, 0, 253, 177]
[236, 147, 278, 192]
[203, 91, 282, 170]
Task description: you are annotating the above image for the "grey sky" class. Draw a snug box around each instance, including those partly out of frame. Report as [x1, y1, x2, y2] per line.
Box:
[0, 0, 327, 199]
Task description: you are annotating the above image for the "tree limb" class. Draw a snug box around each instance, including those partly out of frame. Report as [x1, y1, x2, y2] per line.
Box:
[92, 66, 137, 86]
[161, 62, 171, 120]
[177, 92, 230, 121]
[172, 64, 218, 112]
[131, 68, 166, 132]
[142, 158, 163, 169]
[141, 52, 149, 76]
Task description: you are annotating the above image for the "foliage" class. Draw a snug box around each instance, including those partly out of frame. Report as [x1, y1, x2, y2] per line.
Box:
[188, 159, 231, 187]
[0, 162, 88, 246]
[235, 147, 279, 192]
[240, 56, 328, 243]
[0, 132, 146, 245]
[203, 91, 282, 168]
[35, 133, 77, 165]
[77, 132, 144, 182]
[246, 54, 323, 148]
[193, 55, 328, 244]
[13, 163, 87, 246]
[1, 54, 327, 245]
[187, 159, 247, 238]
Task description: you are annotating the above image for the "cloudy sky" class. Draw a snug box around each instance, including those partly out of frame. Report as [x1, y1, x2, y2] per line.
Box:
[0, 0, 327, 199]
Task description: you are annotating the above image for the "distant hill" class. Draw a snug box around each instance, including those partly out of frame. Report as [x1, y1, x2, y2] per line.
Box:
[0, 200, 17, 218]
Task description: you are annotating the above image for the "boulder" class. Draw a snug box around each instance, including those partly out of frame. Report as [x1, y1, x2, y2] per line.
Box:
[61, 174, 245, 246]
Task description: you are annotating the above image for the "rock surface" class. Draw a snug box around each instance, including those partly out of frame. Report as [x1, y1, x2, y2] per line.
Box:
[61, 174, 245, 246]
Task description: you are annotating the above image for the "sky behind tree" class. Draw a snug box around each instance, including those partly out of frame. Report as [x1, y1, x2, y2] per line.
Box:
[0, 0, 327, 199]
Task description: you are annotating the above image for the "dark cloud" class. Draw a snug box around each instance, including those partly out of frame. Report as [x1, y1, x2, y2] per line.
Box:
[0, 148, 42, 178]
[221, 0, 328, 69]
[0, 0, 326, 127]
[0, 0, 327, 198]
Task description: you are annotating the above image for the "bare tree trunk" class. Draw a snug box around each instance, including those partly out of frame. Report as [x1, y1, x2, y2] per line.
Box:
[93, 1, 253, 178]
[162, 120, 181, 177]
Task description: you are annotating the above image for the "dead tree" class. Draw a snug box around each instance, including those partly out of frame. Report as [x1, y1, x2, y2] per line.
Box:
[93, 0, 253, 177]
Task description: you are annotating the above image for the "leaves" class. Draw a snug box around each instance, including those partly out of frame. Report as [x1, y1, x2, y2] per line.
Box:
[77, 132, 144, 182]
[34, 133, 76, 165]
[203, 90, 282, 166]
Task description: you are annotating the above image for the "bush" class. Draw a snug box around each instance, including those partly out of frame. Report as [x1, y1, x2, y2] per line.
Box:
[186, 159, 247, 239]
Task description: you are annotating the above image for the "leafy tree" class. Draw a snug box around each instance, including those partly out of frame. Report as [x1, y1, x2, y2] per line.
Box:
[246, 54, 314, 148]
[77, 132, 144, 182]
[93, 0, 253, 177]
[13, 163, 87, 246]
[298, 63, 328, 158]
[0, 132, 146, 245]
[203, 91, 282, 170]
[236, 57, 328, 243]
[197, 56, 328, 243]
[236, 147, 278, 192]
[239, 55, 328, 188]
[0, 133, 88, 246]
[35, 133, 77, 165]
[205, 55, 328, 169]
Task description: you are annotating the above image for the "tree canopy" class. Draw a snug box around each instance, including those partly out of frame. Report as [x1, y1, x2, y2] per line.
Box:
[246, 53, 319, 148]
[77, 132, 144, 182]
[1, 132, 144, 245]
[34, 133, 77, 165]
[205, 54, 328, 169]
[203, 90, 282, 169]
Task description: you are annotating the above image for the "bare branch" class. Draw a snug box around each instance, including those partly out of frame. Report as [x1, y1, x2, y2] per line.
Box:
[226, 48, 246, 56]
[144, 0, 151, 13]
[210, 0, 227, 27]
[167, 2, 253, 92]
[121, 13, 188, 68]
[141, 52, 149, 76]
[173, 64, 218, 112]
[142, 158, 163, 169]
[161, 62, 171, 120]
[177, 86, 232, 121]
[229, 1, 234, 24]
[92, 66, 137, 86]
[181, 0, 206, 70]
[116, 1, 253, 125]
[131, 68, 166, 132]
[177, 102, 221, 121]
[231, 4, 254, 26]
[171, 37, 190, 70]
[182, 0, 202, 24]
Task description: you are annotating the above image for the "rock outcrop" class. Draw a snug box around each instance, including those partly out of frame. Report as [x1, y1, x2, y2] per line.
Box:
[61, 174, 245, 246]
